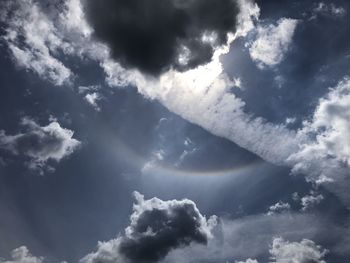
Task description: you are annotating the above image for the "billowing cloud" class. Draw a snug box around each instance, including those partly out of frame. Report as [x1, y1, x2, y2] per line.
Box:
[288, 78, 350, 205]
[0, 246, 43, 263]
[81, 192, 217, 263]
[83, 0, 240, 76]
[0, 117, 80, 174]
[269, 237, 327, 263]
[248, 18, 299, 68]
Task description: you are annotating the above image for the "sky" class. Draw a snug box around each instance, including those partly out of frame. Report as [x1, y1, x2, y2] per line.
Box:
[0, 0, 350, 262]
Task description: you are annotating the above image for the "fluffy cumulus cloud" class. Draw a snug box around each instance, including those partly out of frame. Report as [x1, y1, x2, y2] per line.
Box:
[298, 78, 350, 167]
[0, 246, 43, 263]
[248, 18, 299, 68]
[288, 78, 350, 206]
[84, 0, 240, 76]
[81, 192, 217, 263]
[269, 237, 327, 263]
[0, 118, 80, 174]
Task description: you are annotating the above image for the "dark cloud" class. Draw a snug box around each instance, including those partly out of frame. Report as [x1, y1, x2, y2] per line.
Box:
[84, 0, 239, 76]
[81, 192, 216, 263]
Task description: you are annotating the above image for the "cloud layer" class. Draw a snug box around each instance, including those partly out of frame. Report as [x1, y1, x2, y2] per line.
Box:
[1, 0, 349, 207]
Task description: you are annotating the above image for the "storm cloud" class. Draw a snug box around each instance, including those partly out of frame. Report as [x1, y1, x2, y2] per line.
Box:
[84, 0, 240, 76]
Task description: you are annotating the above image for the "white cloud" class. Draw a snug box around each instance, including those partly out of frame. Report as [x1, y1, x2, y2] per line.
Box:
[248, 18, 299, 68]
[270, 237, 327, 263]
[234, 237, 327, 263]
[236, 259, 258, 263]
[288, 78, 350, 206]
[267, 201, 291, 215]
[300, 78, 350, 166]
[84, 92, 102, 111]
[0, 246, 43, 263]
[1, 0, 72, 85]
[235, 0, 260, 38]
[163, 213, 327, 263]
[301, 192, 324, 211]
[0, 117, 81, 174]
[1, 0, 109, 86]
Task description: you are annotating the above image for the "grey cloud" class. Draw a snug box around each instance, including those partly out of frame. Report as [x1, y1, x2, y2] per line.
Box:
[81, 192, 217, 263]
[0, 117, 81, 174]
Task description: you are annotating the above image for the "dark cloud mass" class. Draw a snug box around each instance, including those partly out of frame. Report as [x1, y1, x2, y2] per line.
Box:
[82, 192, 216, 263]
[84, 0, 239, 75]
[119, 201, 207, 261]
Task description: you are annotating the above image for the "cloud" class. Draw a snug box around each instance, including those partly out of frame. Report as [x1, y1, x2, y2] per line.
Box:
[288, 78, 350, 206]
[236, 259, 258, 263]
[267, 201, 291, 215]
[0, 246, 43, 263]
[163, 212, 329, 262]
[248, 18, 299, 68]
[83, 0, 240, 76]
[310, 2, 346, 20]
[300, 192, 324, 211]
[269, 237, 327, 263]
[0, 117, 80, 174]
[0, 0, 108, 86]
[235, 237, 327, 263]
[81, 192, 217, 263]
[78, 85, 101, 94]
[0, 0, 72, 85]
[2, 0, 349, 207]
[84, 92, 102, 111]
